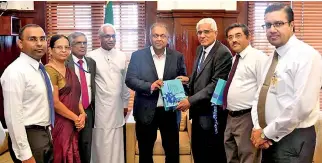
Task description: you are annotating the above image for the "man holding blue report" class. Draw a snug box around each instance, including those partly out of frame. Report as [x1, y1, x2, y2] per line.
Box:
[125, 22, 187, 163]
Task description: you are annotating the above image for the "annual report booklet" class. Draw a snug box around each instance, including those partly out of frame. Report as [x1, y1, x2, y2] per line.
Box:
[211, 78, 227, 105]
[161, 79, 186, 111]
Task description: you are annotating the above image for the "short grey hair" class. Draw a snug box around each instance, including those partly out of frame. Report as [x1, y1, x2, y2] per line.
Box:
[98, 23, 116, 36]
[68, 31, 87, 45]
[196, 18, 218, 31]
[149, 22, 169, 36]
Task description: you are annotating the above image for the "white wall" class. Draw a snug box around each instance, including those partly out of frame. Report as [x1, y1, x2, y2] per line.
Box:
[157, 0, 237, 11]
[0, 1, 34, 10]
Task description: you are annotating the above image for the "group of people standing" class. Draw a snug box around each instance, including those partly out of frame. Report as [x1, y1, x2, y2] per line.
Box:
[0, 2, 321, 163]
[1, 23, 129, 163]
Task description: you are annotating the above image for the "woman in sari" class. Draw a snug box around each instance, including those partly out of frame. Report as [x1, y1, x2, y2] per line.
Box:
[45, 34, 86, 163]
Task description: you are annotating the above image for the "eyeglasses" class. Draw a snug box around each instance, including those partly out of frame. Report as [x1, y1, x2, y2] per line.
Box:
[101, 34, 116, 39]
[197, 30, 214, 35]
[262, 21, 289, 30]
[53, 46, 71, 51]
[227, 33, 243, 41]
[21, 36, 47, 43]
[152, 34, 167, 39]
[73, 42, 87, 47]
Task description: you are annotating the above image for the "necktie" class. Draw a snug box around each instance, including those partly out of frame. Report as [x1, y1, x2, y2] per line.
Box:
[257, 51, 279, 128]
[197, 50, 206, 73]
[39, 64, 55, 127]
[222, 54, 240, 109]
[78, 60, 90, 109]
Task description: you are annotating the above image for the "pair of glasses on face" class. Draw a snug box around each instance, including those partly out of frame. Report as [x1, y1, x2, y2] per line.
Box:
[227, 33, 243, 41]
[261, 21, 289, 30]
[101, 34, 116, 39]
[53, 46, 71, 51]
[73, 42, 87, 47]
[152, 34, 168, 39]
[22, 36, 47, 42]
[196, 30, 214, 36]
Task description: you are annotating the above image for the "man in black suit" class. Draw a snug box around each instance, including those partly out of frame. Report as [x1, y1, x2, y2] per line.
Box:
[66, 32, 96, 163]
[177, 18, 232, 163]
[125, 22, 187, 163]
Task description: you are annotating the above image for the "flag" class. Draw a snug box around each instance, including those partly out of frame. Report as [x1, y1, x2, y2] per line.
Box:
[104, 1, 114, 24]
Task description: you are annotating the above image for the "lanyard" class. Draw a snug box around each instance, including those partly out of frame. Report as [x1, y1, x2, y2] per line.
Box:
[73, 61, 90, 73]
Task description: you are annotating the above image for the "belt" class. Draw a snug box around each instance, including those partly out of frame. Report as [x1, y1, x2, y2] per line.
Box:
[25, 125, 51, 131]
[228, 109, 251, 117]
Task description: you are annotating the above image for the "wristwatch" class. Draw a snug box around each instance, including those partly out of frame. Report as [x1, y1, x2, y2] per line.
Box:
[260, 132, 268, 140]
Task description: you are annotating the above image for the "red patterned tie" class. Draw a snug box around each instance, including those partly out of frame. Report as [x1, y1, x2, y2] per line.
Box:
[222, 54, 240, 109]
[78, 60, 90, 109]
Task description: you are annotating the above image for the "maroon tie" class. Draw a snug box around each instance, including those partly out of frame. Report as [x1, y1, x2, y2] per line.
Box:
[78, 60, 90, 109]
[222, 54, 240, 109]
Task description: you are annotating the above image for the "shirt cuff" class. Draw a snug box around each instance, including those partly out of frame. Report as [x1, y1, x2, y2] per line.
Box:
[263, 125, 282, 142]
[123, 101, 129, 108]
[16, 147, 33, 161]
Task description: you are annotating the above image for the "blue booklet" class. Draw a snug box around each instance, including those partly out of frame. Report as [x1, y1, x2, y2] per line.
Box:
[161, 79, 186, 111]
[211, 79, 227, 105]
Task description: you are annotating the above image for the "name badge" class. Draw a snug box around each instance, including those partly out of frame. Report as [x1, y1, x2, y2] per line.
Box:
[269, 73, 278, 94]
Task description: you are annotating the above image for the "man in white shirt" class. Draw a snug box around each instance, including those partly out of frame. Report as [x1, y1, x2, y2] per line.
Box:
[66, 32, 96, 163]
[1, 24, 54, 163]
[251, 3, 322, 163]
[223, 23, 268, 163]
[88, 24, 130, 163]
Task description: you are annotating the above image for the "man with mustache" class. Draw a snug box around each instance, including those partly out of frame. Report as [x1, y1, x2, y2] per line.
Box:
[177, 18, 232, 163]
[223, 23, 268, 163]
[88, 23, 130, 163]
[66, 32, 96, 163]
[1, 24, 54, 163]
[251, 3, 322, 163]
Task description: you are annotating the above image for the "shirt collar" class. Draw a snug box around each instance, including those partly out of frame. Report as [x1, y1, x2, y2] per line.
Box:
[100, 47, 114, 54]
[276, 34, 297, 57]
[72, 54, 85, 64]
[203, 40, 216, 53]
[150, 46, 166, 57]
[238, 44, 252, 59]
[20, 52, 41, 70]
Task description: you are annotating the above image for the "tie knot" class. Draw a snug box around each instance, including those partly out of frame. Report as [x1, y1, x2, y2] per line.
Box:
[39, 63, 45, 70]
[78, 59, 84, 65]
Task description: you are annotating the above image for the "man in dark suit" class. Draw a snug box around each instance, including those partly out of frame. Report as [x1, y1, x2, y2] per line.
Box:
[125, 22, 187, 163]
[177, 18, 232, 163]
[66, 32, 96, 163]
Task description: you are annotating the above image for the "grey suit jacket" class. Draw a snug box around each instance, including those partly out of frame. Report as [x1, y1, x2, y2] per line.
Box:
[125, 47, 187, 125]
[66, 55, 96, 124]
[188, 40, 232, 119]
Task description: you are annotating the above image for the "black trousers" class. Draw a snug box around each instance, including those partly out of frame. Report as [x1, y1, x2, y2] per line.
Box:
[262, 126, 316, 163]
[8, 126, 53, 163]
[191, 109, 228, 163]
[79, 108, 94, 163]
[136, 107, 179, 163]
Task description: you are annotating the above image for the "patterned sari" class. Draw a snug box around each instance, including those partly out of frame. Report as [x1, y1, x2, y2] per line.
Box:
[45, 66, 81, 163]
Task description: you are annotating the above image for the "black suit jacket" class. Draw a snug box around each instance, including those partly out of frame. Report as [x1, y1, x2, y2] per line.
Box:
[125, 47, 187, 125]
[188, 40, 232, 119]
[66, 54, 96, 126]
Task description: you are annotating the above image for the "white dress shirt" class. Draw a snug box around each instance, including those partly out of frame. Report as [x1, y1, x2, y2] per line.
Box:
[252, 35, 322, 142]
[1, 52, 51, 161]
[150, 46, 166, 107]
[72, 55, 92, 105]
[227, 45, 269, 111]
[202, 40, 216, 61]
[0, 122, 6, 145]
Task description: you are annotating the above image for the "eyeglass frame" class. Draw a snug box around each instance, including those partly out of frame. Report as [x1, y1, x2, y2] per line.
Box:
[72, 41, 88, 47]
[196, 29, 215, 36]
[261, 21, 290, 30]
[227, 33, 244, 41]
[53, 46, 71, 51]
